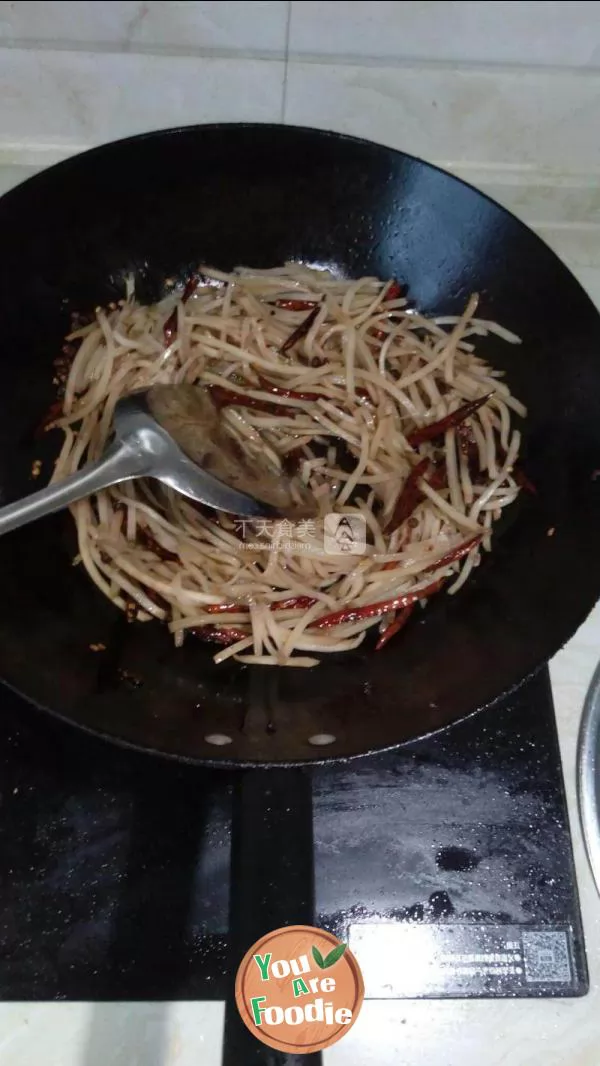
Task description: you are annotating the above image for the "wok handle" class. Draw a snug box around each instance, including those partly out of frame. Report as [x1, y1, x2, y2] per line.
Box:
[0, 440, 144, 535]
[223, 768, 321, 1066]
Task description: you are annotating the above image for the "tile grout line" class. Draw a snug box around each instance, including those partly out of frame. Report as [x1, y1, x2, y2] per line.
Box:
[280, 0, 292, 123]
[1, 39, 599, 79]
[0, 40, 287, 61]
[270, 50, 600, 78]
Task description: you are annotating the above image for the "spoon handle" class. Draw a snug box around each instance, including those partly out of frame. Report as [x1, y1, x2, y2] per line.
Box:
[0, 440, 146, 536]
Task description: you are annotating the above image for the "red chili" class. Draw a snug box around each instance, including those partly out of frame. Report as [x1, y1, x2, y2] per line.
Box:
[384, 514, 477, 576]
[386, 459, 447, 535]
[386, 458, 431, 530]
[182, 274, 203, 301]
[137, 527, 179, 563]
[257, 374, 370, 404]
[385, 280, 404, 302]
[309, 578, 444, 629]
[271, 596, 317, 611]
[457, 421, 475, 452]
[202, 595, 317, 615]
[163, 310, 178, 345]
[371, 280, 404, 340]
[407, 393, 493, 447]
[513, 466, 537, 496]
[282, 447, 305, 475]
[280, 304, 321, 355]
[428, 465, 447, 492]
[424, 534, 482, 572]
[35, 399, 64, 437]
[132, 585, 169, 613]
[203, 602, 247, 614]
[273, 298, 318, 311]
[257, 375, 322, 402]
[163, 272, 204, 343]
[209, 385, 295, 416]
[495, 442, 536, 496]
[375, 604, 414, 651]
[191, 625, 249, 646]
[457, 426, 483, 480]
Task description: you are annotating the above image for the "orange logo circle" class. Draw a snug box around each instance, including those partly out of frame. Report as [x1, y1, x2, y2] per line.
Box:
[235, 925, 364, 1054]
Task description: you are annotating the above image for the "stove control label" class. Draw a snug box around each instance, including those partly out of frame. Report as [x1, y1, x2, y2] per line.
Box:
[235, 925, 364, 1054]
[349, 923, 579, 998]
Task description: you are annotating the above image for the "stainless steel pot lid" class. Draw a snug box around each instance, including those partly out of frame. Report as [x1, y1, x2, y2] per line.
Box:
[577, 659, 600, 895]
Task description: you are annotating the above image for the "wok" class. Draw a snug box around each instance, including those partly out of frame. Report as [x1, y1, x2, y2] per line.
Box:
[1, 124, 600, 1059]
[1, 123, 599, 764]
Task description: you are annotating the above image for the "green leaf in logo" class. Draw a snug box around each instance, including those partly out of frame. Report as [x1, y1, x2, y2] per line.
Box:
[323, 942, 347, 968]
[312, 945, 326, 969]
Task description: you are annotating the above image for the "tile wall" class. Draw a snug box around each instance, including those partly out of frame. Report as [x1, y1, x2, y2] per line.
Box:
[0, 1, 599, 290]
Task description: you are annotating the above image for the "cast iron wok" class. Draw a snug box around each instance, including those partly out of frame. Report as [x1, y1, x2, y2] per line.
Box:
[2, 125, 600, 1063]
[0, 124, 599, 765]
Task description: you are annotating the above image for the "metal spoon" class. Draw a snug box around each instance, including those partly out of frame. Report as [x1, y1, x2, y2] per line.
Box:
[0, 385, 315, 536]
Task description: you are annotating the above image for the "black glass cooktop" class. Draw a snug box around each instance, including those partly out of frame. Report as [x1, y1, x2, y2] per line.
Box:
[0, 667, 586, 1004]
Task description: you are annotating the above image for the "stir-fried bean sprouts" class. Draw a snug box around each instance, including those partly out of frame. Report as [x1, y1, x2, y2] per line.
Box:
[52, 263, 526, 667]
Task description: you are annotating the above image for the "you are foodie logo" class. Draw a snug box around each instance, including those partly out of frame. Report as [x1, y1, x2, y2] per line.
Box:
[235, 925, 364, 1054]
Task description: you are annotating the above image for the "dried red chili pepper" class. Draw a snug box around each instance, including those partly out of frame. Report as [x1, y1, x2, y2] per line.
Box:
[386, 453, 448, 533]
[386, 458, 431, 530]
[191, 625, 249, 646]
[163, 272, 204, 343]
[280, 304, 321, 355]
[35, 399, 64, 437]
[386, 459, 447, 536]
[370, 280, 405, 340]
[382, 532, 481, 578]
[209, 385, 295, 416]
[182, 274, 203, 301]
[202, 602, 246, 615]
[140, 586, 170, 612]
[309, 578, 443, 629]
[256, 375, 322, 402]
[407, 393, 492, 448]
[375, 604, 414, 651]
[273, 298, 318, 311]
[256, 374, 370, 404]
[512, 466, 537, 495]
[271, 596, 317, 611]
[202, 595, 317, 615]
[424, 534, 482, 572]
[124, 597, 138, 623]
[163, 310, 178, 345]
[493, 440, 536, 496]
[385, 280, 404, 302]
[137, 527, 179, 563]
[427, 465, 447, 492]
[370, 327, 388, 341]
[282, 447, 305, 476]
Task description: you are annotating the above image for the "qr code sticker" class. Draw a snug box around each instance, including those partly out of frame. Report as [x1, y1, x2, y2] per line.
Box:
[522, 931, 572, 983]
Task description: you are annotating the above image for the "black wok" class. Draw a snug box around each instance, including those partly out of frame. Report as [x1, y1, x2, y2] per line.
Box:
[1, 125, 600, 1061]
[0, 123, 598, 764]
